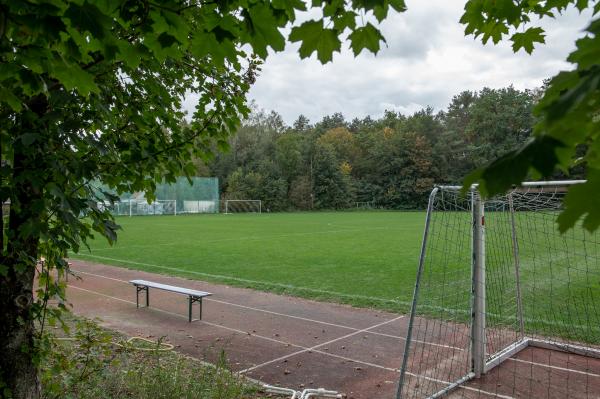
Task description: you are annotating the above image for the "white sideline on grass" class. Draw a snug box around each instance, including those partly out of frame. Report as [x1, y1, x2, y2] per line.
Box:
[75, 254, 594, 331]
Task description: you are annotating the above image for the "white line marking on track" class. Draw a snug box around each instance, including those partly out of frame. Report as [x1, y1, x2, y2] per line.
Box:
[508, 357, 600, 378]
[70, 268, 600, 381]
[402, 371, 517, 399]
[72, 268, 461, 351]
[72, 255, 411, 305]
[68, 285, 307, 350]
[68, 285, 513, 399]
[71, 269, 394, 331]
[238, 315, 405, 374]
[74, 254, 593, 331]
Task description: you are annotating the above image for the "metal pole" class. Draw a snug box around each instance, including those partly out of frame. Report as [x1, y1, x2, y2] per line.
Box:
[508, 193, 525, 338]
[396, 187, 439, 399]
[145, 287, 149, 307]
[129, 199, 132, 217]
[471, 189, 486, 378]
[188, 296, 192, 322]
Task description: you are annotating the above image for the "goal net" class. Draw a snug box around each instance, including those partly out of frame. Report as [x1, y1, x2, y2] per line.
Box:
[110, 199, 177, 216]
[398, 181, 600, 399]
[355, 200, 375, 209]
[224, 200, 262, 214]
[94, 177, 220, 216]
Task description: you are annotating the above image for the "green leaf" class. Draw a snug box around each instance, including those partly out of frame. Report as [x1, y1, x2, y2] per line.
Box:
[389, 0, 407, 12]
[48, 58, 99, 96]
[557, 170, 600, 232]
[333, 11, 357, 31]
[289, 20, 341, 63]
[272, 0, 306, 20]
[247, 3, 286, 58]
[116, 42, 146, 69]
[348, 23, 386, 56]
[482, 22, 510, 44]
[63, 2, 110, 39]
[463, 135, 566, 197]
[20, 133, 39, 146]
[190, 31, 236, 66]
[511, 27, 545, 54]
[0, 87, 22, 111]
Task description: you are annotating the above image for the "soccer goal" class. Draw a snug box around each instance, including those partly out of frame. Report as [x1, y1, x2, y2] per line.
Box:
[114, 199, 177, 216]
[355, 200, 375, 209]
[224, 199, 262, 214]
[397, 181, 600, 399]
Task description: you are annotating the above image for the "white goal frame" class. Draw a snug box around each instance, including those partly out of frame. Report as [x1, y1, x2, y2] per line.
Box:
[397, 180, 600, 399]
[224, 199, 262, 214]
[122, 199, 177, 216]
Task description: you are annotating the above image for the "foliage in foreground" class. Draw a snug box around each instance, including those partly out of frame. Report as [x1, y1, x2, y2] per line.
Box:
[41, 317, 261, 399]
[0, 1, 404, 397]
[460, 1, 600, 232]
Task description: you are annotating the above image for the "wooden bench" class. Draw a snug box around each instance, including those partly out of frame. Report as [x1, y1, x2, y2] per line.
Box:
[129, 279, 211, 322]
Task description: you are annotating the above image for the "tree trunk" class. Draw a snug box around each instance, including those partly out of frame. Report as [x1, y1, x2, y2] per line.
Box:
[0, 265, 39, 399]
[0, 121, 43, 398]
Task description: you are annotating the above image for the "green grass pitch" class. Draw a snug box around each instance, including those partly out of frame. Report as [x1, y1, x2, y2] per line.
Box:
[72, 210, 599, 343]
[73, 211, 425, 311]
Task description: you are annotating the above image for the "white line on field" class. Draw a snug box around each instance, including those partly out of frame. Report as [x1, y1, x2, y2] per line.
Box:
[88, 227, 398, 252]
[73, 254, 594, 331]
[72, 268, 461, 351]
[72, 268, 600, 379]
[73, 254, 410, 306]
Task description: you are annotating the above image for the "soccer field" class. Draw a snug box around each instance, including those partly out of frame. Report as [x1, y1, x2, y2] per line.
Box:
[72, 211, 425, 311]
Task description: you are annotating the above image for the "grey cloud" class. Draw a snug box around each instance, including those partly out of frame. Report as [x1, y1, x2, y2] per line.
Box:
[183, 1, 594, 126]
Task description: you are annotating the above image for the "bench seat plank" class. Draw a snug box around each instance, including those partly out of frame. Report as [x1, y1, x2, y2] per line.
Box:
[130, 279, 211, 298]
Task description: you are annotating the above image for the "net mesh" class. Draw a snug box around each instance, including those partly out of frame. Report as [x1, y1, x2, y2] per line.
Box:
[225, 200, 261, 213]
[398, 183, 600, 399]
[95, 177, 219, 215]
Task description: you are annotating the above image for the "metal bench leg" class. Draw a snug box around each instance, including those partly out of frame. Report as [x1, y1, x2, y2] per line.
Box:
[135, 285, 149, 308]
[188, 296, 192, 322]
[199, 298, 203, 320]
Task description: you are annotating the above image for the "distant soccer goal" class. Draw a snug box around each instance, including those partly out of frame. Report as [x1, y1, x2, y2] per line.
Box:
[398, 181, 600, 399]
[111, 199, 177, 216]
[182, 200, 218, 214]
[224, 200, 261, 214]
[355, 200, 375, 209]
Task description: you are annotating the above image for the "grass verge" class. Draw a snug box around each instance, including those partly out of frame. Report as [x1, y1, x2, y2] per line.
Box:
[41, 314, 267, 399]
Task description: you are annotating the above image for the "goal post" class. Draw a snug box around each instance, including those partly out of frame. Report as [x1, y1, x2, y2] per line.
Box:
[123, 199, 177, 216]
[224, 199, 262, 214]
[397, 180, 600, 399]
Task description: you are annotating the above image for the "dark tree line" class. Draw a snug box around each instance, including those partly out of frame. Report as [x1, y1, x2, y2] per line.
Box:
[206, 86, 582, 211]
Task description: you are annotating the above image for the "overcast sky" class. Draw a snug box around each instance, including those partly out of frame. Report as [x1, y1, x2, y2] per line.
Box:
[241, 1, 594, 125]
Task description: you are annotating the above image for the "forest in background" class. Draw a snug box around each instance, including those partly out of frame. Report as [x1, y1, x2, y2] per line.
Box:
[201, 86, 584, 211]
